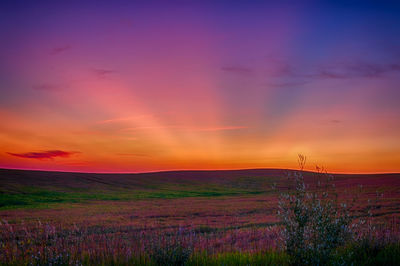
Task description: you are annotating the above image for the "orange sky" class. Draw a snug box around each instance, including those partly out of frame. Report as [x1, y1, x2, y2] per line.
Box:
[1, 2, 399, 173]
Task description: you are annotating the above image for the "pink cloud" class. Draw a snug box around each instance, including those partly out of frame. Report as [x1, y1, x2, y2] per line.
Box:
[221, 66, 253, 75]
[193, 126, 248, 132]
[32, 83, 64, 91]
[96, 115, 153, 124]
[7, 150, 79, 160]
[122, 125, 248, 132]
[92, 68, 116, 78]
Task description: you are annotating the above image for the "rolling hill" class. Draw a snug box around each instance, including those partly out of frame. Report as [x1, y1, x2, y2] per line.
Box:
[0, 168, 399, 209]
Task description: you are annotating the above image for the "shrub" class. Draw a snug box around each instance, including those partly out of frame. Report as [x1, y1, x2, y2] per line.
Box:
[277, 155, 353, 265]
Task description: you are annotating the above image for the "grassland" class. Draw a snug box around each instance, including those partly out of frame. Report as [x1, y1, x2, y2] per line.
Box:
[0, 168, 399, 265]
[2, 168, 399, 209]
[0, 168, 293, 210]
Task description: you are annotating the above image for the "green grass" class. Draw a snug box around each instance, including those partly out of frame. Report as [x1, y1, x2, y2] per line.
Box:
[0, 185, 266, 210]
[1, 252, 290, 266]
[0, 168, 287, 210]
[333, 242, 400, 266]
[0, 168, 280, 209]
[0, 188, 123, 209]
[188, 252, 290, 266]
[6, 246, 399, 266]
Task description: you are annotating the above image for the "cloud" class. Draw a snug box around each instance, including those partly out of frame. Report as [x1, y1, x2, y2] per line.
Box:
[117, 153, 151, 157]
[96, 115, 153, 124]
[311, 61, 400, 79]
[7, 150, 79, 160]
[97, 117, 133, 124]
[261, 57, 400, 83]
[50, 45, 71, 55]
[349, 62, 400, 77]
[271, 63, 295, 77]
[193, 126, 248, 132]
[92, 68, 116, 78]
[330, 119, 341, 124]
[267, 81, 308, 88]
[32, 83, 63, 91]
[123, 125, 248, 132]
[122, 125, 181, 132]
[221, 66, 253, 75]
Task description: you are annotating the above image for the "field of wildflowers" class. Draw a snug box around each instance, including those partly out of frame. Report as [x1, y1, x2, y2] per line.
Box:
[0, 163, 400, 265]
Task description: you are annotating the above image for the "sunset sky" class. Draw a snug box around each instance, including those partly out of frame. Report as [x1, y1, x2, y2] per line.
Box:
[1, 1, 399, 173]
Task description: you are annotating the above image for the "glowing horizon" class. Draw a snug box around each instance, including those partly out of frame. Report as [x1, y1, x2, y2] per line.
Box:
[1, 1, 399, 173]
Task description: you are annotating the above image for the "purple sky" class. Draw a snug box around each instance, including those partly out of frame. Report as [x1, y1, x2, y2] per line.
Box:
[0, 1, 399, 173]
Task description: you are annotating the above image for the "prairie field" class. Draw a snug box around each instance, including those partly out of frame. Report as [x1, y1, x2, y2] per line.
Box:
[2, 1, 400, 265]
[1, 168, 400, 265]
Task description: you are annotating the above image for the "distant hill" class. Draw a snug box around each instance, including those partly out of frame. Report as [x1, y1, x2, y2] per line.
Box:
[0, 168, 399, 209]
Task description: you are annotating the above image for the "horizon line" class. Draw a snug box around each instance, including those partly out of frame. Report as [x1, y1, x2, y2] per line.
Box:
[0, 167, 399, 176]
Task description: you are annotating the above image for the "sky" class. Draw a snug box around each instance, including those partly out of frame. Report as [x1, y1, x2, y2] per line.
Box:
[0, 1, 399, 173]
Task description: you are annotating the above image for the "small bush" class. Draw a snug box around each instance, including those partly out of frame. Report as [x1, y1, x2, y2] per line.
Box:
[278, 155, 353, 265]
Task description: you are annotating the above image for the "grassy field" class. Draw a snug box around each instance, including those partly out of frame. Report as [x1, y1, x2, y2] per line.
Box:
[0, 168, 400, 265]
[1, 168, 399, 209]
[0, 168, 286, 209]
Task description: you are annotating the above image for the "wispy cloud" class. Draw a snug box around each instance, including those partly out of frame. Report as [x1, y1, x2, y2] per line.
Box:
[193, 126, 248, 132]
[96, 115, 152, 124]
[221, 66, 253, 75]
[50, 45, 71, 55]
[122, 126, 180, 131]
[261, 57, 400, 83]
[7, 150, 79, 160]
[92, 68, 116, 79]
[311, 61, 400, 79]
[32, 83, 65, 91]
[221, 59, 400, 81]
[116, 153, 151, 157]
[123, 125, 248, 132]
[267, 81, 308, 88]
